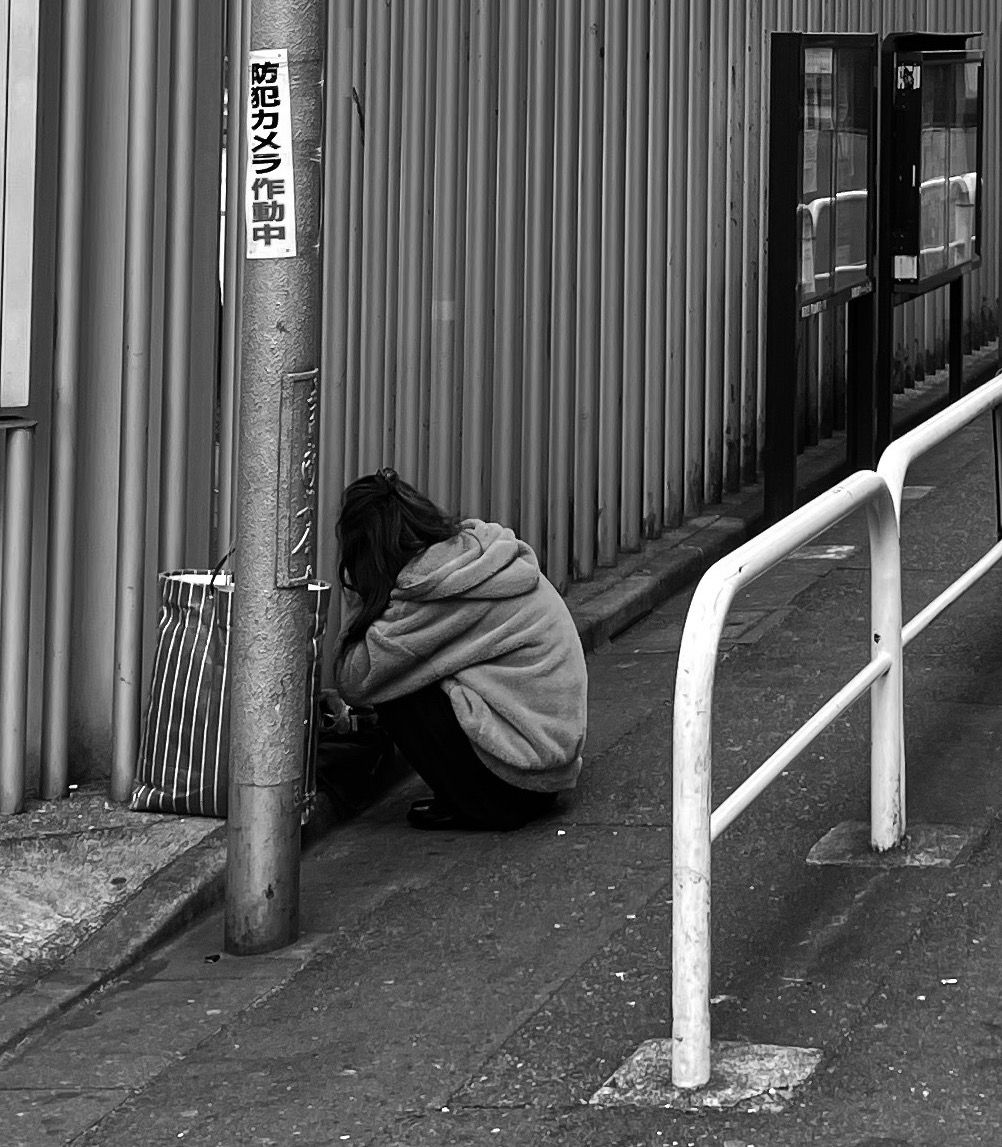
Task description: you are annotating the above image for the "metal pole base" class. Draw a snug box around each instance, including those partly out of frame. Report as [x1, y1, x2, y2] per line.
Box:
[224, 779, 301, 955]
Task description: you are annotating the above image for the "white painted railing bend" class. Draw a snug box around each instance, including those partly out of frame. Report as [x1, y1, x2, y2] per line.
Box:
[878, 371, 1002, 650]
[671, 469, 902, 1091]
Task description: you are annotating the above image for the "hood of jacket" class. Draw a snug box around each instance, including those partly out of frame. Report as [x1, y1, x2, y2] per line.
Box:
[393, 519, 540, 602]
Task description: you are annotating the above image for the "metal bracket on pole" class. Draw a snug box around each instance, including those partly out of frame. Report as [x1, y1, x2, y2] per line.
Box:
[276, 368, 320, 588]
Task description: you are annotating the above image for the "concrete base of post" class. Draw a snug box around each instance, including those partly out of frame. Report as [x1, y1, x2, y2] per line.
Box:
[224, 780, 301, 955]
[590, 1038, 822, 1110]
[806, 820, 983, 868]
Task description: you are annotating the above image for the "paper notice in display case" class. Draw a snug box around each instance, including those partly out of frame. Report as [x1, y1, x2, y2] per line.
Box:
[245, 48, 297, 260]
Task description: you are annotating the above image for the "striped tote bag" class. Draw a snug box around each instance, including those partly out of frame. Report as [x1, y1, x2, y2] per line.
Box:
[130, 570, 331, 820]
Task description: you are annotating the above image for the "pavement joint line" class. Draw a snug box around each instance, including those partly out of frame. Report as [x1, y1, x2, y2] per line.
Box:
[542, 821, 670, 831]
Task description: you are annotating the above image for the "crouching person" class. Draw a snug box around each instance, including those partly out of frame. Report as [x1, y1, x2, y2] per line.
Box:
[332, 468, 588, 831]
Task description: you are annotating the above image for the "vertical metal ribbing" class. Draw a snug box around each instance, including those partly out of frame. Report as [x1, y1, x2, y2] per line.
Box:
[111, 0, 160, 803]
[462, 0, 499, 519]
[318, 0, 354, 646]
[702, 0, 727, 505]
[359, 0, 389, 472]
[723, 0, 747, 493]
[619, 2, 649, 553]
[803, 0, 822, 448]
[974, 0, 985, 347]
[218, 0, 249, 555]
[452, 1, 472, 507]
[970, 0, 985, 341]
[665, 0, 690, 526]
[343, 0, 366, 486]
[159, 0, 198, 571]
[740, 0, 764, 485]
[597, 0, 626, 566]
[643, 0, 669, 539]
[429, 1, 461, 511]
[522, 0, 555, 555]
[574, 1, 604, 579]
[418, 0, 439, 493]
[903, 299, 917, 387]
[756, 0, 778, 474]
[0, 426, 34, 815]
[395, 0, 429, 485]
[981, 0, 998, 347]
[925, 6, 941, 366]
[548, 0, 580, 591]
[888, 0, 905, 398]
[991, 0, 1000, 344]
[382, 3, 404, 464]
[41, 0, 86, 800]
[819, 322, 836, 431]
[492, 0, 528, 530]
[992, 1, 1001, 349]
[966, 0, 981, 346]
[909, 0, 930, 376]
[684, 0, 710, 516]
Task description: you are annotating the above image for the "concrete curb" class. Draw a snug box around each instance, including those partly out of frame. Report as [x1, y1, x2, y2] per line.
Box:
[567, 510, 763, 653]
[1, 826, 227, 1057]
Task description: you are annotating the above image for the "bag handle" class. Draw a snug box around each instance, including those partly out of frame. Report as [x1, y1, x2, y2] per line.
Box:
[209, 546, 236, 593]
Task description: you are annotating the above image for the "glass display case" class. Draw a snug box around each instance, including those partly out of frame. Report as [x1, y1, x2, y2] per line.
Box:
[798, 43, 876, 309]
[885, 40, 983, 289]
[766, 33, 878, 521]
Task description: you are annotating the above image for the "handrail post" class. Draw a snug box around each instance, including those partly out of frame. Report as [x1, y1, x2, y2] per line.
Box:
[671, 581, 728, 1089]
[866, 484, 905, 851]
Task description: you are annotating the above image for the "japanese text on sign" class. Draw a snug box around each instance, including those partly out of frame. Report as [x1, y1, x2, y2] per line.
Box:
[246, 48, 297, 259]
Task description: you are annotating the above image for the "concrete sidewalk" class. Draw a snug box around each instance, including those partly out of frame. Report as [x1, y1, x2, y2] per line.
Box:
[0, 412, 774, 1064]
[2, 352, 1001, 1146]
[0, 468, 769, 1063]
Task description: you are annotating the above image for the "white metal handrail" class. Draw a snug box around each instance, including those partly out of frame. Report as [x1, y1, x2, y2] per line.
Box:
[879, 371, 1002, 651]
[710, 650, 892, 840]
[670, 370, 1002, 1093]
[671, 469, 902, 1090]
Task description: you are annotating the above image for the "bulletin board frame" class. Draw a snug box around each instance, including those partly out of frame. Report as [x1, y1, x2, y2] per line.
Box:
[765, 32, 879, 522]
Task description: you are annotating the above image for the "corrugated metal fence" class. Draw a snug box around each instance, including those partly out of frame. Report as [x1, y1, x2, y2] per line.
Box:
[13, 0, 1002, 792]
[254, 0, 1000, 604]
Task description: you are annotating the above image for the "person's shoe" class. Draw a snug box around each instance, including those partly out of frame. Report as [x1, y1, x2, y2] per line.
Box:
[406, 799, 476, 830]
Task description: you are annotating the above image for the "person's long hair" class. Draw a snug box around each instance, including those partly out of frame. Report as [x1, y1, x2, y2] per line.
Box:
[336, 468, 462, 645]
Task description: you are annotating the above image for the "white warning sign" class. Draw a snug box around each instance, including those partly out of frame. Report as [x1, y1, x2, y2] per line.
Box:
[245, 48, 297, 260]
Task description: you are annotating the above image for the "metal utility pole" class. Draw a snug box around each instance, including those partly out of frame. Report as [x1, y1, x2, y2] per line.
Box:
[225, 0, 328, 955]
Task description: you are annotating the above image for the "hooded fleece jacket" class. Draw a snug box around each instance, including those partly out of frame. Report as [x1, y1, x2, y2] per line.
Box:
[334, 519, 587, 793]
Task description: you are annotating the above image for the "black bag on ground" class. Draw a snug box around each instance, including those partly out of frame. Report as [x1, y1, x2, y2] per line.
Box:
[314, 691, 399, 818]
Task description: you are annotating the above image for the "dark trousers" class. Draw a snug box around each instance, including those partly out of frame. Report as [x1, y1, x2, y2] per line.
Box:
[374, 683, 557, 830]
